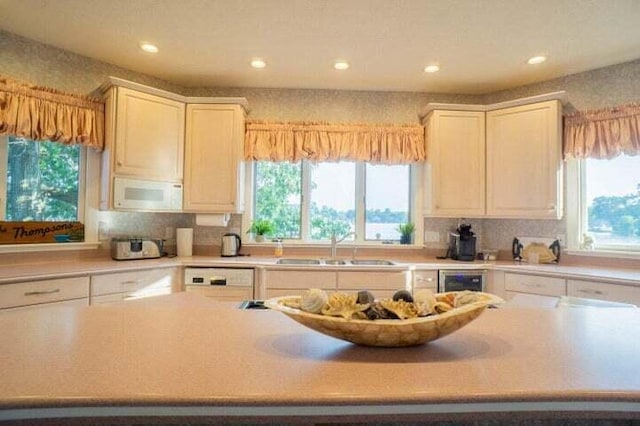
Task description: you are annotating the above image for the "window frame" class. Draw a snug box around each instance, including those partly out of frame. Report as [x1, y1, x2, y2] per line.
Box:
[244, 160, 423, 246]
[0, 135, 101, 252]
[566, 158, 640, 258]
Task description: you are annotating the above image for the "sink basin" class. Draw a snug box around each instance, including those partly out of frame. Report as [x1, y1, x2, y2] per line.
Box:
[349, 259, 396, 266]
[276, 258, 322, 265]
[324, 259, 347, 265]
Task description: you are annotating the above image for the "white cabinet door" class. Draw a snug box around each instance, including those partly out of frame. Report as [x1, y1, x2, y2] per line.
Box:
[0, 276, 90, 310]
[504, 273, 566, 297]
[90, 268, 180, 304]
[184, 104, 246, 213]
[567, 279, 640, 306]
[486, 100, 562, 219]
[423, 110, 485, 217]
[337, 270, 409, 293]
[113, 87, 185, 181]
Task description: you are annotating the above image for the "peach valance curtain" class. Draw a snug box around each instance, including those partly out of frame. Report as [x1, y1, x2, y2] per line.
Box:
[564, 103, 640, 159]
[244, 120, 425, 164]
[0, 76, 104, 150]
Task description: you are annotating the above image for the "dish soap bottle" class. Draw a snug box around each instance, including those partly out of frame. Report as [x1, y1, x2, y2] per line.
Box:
[274, 239, 283, 258]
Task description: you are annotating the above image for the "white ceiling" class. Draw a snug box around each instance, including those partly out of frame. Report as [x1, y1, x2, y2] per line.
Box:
[1, 0, 639, 94]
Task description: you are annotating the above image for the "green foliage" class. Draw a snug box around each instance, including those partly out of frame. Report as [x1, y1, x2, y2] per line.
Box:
[397, 222, 415, 237]
[6, 138, 79, 221]
[588, 183, 640, 237]
[247, 219, 275, 236]
[254, 162, 302, 238]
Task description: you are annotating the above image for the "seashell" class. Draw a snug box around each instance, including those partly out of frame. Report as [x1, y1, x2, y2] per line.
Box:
[414, 289, 438, 316]
[433, 301, 453, 314]
[379, 299, 419, 320]
[321, 293, 370, 320]
[282, 298, 301, 309]
[356, 290, 375, 305]
[392, 289, 414, 303]
[300, 288, 329, 314]
[454, 290, 482, 307]
[365, 301, 394, 320]
[436, 292, 456, 306]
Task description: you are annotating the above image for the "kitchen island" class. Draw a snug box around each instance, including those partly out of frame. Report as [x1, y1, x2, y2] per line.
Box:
[0, 292, 639, 425]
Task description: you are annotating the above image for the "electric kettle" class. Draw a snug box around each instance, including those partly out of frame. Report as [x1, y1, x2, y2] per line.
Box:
[221, 233, 242, 257]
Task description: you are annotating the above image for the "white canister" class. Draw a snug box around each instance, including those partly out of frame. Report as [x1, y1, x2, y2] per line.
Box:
[176, 228, 193, 257]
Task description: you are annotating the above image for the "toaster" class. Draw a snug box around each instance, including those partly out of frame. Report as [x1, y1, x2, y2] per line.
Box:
[111, 237, 164, 260]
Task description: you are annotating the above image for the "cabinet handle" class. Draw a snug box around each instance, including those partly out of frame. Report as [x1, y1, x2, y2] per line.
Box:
[121, 280, 143, 285]
[549, 204, 556, 210]
[416, 277, 434, 282]
[117, 161, 123, 166]
[578, 289, 604, 296]
[24, 288, 61, 296]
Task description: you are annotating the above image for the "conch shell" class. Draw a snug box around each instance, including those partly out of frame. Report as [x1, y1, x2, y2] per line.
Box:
[454, 290, 482, 307]
[413, 289, 438, 316]
[379, 299, 419, 319]
[299, 288, 329, 314]
[321, 293, 370, 319]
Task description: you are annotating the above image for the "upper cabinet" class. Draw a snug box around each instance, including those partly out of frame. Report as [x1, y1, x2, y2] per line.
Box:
[420, 92, 565, 220]
[423, 110, 486, 217]
[105, 86, 185, 182]
[184, 104, 246, 213]
[99, 77, 248, 213]
[486, 100, 562, 219]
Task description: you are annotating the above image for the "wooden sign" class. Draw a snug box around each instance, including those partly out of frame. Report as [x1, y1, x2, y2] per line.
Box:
[0, 222, 84, 244]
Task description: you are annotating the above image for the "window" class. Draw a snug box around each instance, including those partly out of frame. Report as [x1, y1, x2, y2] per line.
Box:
[570, 154, 640, 252]
[1, 136, 82, 222]
[252, 160, 415, 243]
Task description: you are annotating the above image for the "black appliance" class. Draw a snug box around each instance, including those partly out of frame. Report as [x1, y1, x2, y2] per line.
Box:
[446, 223, 477, 261]
[438, 270, 486, 292]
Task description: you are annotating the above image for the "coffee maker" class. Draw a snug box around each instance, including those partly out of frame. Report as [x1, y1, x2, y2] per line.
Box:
[447, 223, 477, 261]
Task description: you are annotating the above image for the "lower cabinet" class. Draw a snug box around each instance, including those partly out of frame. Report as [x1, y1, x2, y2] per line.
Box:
[0, 276, 90, 311]
[412, 269, 438, 293]
[90, 268, 180, 305]
[504, 273, 566, 298]
[337, 270, 409, 300]
[567, 279, 640, 306]
[263, 270, 337, 299]
[185, 286, 253, 302]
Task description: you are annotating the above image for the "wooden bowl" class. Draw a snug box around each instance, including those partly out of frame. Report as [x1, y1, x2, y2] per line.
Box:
[264, 292, 503, 347]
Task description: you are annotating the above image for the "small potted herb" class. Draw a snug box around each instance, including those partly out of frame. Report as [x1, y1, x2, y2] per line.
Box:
[397, 222, 415, 245]
[247, 219, 274, 242]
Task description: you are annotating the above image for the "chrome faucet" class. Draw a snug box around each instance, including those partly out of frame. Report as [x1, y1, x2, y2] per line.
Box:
[330, 231, 356, 259]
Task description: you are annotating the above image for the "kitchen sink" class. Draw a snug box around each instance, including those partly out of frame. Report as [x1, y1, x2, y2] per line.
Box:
[276, 258, 322, 265]
[349, 259, 396, 266]
[324, 259, 348, 265]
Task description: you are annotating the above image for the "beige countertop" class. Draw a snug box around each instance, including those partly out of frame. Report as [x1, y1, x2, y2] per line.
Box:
[0, 292, 638, 424]
[1, 254, 638, 287]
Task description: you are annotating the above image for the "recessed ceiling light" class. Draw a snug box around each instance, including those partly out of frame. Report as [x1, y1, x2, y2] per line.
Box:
[251, 58, 267, 69]
[334, 60, 350, 70]
[424, 64, 440, 73]
[139, 42, 159, 53]
[527, 55, 547, 65]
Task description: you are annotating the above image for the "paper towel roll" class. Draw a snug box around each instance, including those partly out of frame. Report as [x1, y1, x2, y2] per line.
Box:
[195, 213, 230, 227]
[176, 228, 193, 257]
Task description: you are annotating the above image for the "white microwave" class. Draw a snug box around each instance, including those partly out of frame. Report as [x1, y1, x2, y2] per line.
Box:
[113, 177, 183, 211]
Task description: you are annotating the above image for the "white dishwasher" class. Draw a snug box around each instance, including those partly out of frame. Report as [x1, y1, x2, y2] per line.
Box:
[184, 267, 254, 302]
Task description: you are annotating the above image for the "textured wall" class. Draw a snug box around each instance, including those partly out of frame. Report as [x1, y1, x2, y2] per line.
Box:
[2, 29, 639, 254]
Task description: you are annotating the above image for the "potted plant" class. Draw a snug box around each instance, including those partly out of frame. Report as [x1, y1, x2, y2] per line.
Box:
[247, 219, 274, 242]
[397, 222, 415, 245]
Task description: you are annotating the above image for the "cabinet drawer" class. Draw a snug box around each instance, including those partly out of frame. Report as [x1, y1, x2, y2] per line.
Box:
[0, 276, 90, 309]
[337, 271, 409, 291]
[2, 297, 89, 312]
[504, 273, 566, 297]
[265, 270, 336, 290]
[412, 270, 438, 292]
[567, 279, 640, 306]
[91, 269, 176, 296]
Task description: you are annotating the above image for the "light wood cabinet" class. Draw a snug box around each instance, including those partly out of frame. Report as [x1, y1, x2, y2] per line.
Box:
[184, 104, 246, 213]
[504, 272, 566, 297]
[567, 279, 640, 306]
[110, 86, 185, 181]
[486, 100, 562, 218]
[423, 110, 486, 217]
[0, 276, 90, 310]
[412, 269, 438, 293]
[90, 268, 180, 305]
[263, 270, 336, 299]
